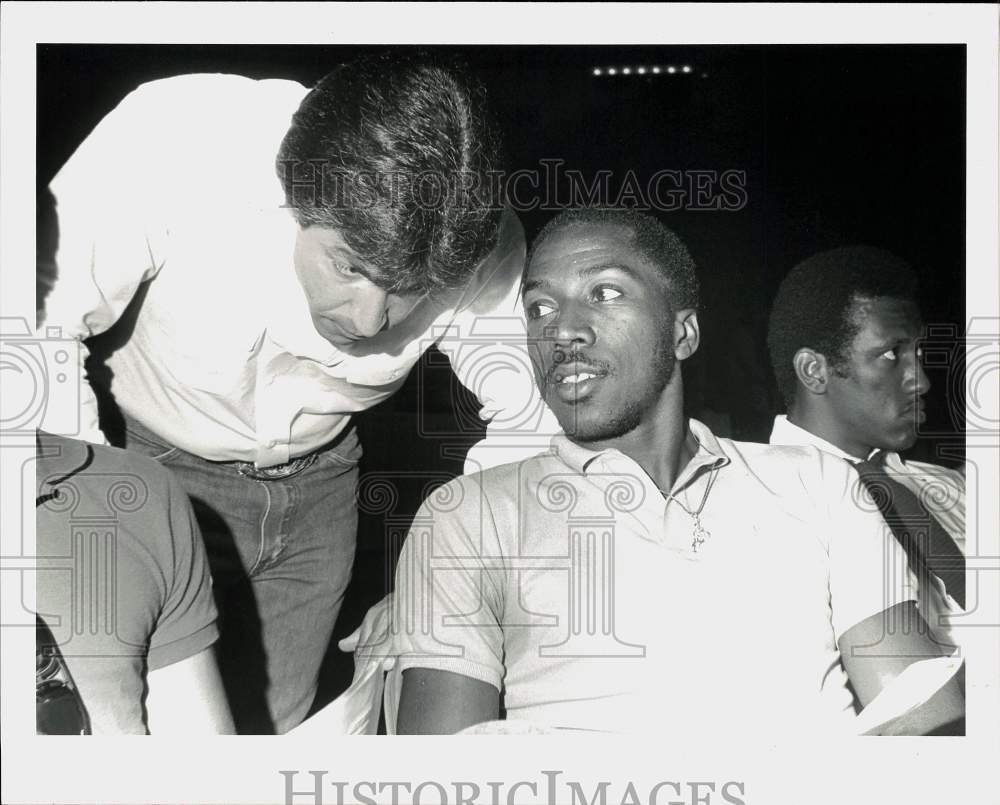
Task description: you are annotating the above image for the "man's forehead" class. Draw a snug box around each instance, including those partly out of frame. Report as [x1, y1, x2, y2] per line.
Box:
[850, 294, 923, 338]
[306, 226, 366, 261]
[525, 222, 642, 283]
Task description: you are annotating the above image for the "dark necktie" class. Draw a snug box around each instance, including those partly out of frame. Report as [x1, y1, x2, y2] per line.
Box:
[854, 453, 965, 609]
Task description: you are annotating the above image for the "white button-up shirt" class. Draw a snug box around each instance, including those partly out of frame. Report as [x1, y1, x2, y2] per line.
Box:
[769, 414, 966, 651]
[41, 73, 559, 468]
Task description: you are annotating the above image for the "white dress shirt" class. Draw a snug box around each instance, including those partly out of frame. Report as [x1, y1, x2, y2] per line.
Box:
[41, 73, 559, 468]
[769, 414, 966, 651]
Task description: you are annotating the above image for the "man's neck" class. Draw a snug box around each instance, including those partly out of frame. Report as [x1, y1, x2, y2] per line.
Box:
[579, 402, 693, 492]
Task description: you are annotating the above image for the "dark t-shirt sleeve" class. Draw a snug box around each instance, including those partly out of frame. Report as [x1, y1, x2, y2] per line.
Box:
[146, 468, 219, 670]
[36, 435, 219, 731]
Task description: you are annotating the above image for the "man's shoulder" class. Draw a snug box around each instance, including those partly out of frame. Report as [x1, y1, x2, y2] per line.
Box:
[716, 435, 859, 500]
[119, 73, 308, 149]
[466, 450, 560, 486]
[718, 434, 831, 471]
[35, 435, 191, 594]
[895, 455, 966, 489]
[120, 72, 306, 111]
[37, 432, 178, 505]
[424, 451, 561, 513]
[53, 72, 308, 197]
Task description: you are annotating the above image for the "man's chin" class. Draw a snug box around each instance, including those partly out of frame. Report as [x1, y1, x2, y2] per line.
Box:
[555, 407, 639, 445]
[881, 428, 919, 454]
[315, 319, 359, 349]
[550, 401, 590, 439]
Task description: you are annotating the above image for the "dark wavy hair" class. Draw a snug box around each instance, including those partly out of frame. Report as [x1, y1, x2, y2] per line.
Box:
[526, 208, 700, 311]
[277, 53, 504, 295]
[767, 245, 918, 406]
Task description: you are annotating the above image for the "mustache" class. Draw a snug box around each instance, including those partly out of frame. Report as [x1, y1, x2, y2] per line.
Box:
[544, 350, 613, 384]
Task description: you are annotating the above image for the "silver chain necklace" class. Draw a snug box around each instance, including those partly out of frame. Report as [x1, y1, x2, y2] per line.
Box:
[659, 468, 719, 553]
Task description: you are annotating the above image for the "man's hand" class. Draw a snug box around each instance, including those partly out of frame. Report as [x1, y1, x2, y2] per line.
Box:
[338, 593, 396, 674]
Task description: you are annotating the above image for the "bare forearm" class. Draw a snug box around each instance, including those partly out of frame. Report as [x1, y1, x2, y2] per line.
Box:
[397, 669, 499, 734]
[873, 676, 965, 736]
[146, 648, 235, 734]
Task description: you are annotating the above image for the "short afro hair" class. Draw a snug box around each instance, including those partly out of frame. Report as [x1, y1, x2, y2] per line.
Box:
[767, 246, 918, 407]
[277, 52, 503, 296]
[526, 208, 700, 311]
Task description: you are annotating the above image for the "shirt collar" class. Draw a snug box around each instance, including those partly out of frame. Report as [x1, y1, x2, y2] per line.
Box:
[267, 321, 343, 366]
[769, 414, 889, 465]
[552, 417, 731, 481]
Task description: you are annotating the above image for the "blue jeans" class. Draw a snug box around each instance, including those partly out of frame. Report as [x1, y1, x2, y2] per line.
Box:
[122, 415, 361, 734]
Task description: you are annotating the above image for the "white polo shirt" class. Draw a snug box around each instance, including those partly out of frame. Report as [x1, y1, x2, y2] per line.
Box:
[392, 419, 916, 735]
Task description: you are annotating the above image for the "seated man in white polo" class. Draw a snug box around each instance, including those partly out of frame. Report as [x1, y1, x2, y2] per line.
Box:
[389, 209, 964, 735]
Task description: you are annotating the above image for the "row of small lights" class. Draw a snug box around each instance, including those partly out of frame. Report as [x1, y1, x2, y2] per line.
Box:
[593, 65, 694, 76]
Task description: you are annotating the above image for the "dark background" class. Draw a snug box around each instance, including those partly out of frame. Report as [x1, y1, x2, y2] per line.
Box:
[37, 44, 967, 708]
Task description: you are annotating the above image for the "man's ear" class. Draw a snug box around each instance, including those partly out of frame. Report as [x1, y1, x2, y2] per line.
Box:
[792, 348, 828, 394]
[673, 309, 700, 361]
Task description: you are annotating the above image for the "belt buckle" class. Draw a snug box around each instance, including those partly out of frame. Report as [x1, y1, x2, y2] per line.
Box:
[236, 452, 317, 480]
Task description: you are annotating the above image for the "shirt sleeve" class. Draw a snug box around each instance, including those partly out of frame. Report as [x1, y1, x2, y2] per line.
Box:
[435, 209, 563, 473]
[146, 467, 219, 670]
[822, 454, 918, 640]
[41, 83, 171, 443]
[391, 475, 507, 691]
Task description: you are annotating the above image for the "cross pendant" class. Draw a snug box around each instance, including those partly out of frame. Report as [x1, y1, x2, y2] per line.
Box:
[691, 519, 709, 553]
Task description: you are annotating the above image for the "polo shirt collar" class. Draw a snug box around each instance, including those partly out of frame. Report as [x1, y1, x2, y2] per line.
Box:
[550, 434, 607, 475]
[552, 417, 731, 482]
[769, 414, 889, 465]
[683, 417, 732, 477]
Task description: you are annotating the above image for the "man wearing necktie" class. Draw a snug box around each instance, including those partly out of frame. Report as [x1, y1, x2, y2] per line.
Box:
[766, 246, 966, 671]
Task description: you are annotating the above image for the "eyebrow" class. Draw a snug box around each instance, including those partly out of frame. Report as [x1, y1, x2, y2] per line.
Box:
[865, 331, 922, 355]
[866, 337, 904, 353]
[324, 244, 362, 264]
[522, 262, 642, 295]
[324, 245, 380, 282]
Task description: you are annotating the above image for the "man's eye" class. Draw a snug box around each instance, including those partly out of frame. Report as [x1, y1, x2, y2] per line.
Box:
[527, 301, 555, 320]
[333, 262, 360, 278]
[594, 286, 622, 302]
[881, 347, 899, 361]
